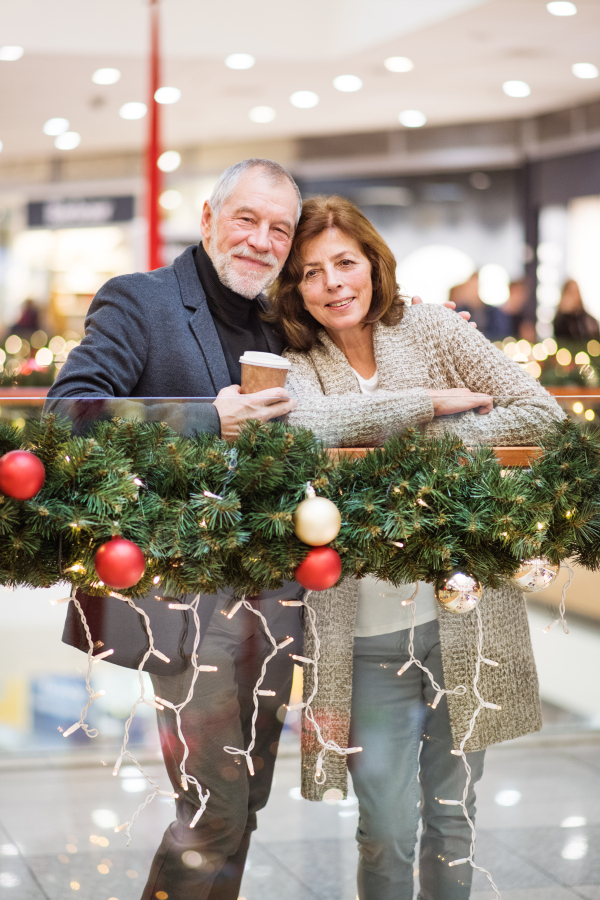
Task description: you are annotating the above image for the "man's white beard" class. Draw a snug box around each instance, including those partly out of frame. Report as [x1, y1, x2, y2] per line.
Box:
[210, 221, 280, 299]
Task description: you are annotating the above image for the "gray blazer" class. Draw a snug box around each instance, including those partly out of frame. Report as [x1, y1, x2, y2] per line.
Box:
[47, 244, 284, 434]
[48, 245, 301, 674]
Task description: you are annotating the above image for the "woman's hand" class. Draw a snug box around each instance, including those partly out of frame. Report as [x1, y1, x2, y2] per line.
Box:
[427, 387, 494, 417]
[411, 295, 477, 329]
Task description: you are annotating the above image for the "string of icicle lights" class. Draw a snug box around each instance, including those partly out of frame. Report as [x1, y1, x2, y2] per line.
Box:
[53, 566, 574, 896]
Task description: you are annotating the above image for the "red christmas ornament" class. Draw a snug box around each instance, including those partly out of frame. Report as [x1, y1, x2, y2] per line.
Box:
[294, 546, 342, 591]
[0, 450, 45, 500]
[94, 537, 146, 590]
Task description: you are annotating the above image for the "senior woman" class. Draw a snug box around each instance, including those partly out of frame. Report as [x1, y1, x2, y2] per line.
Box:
[269, 196, 562, 900]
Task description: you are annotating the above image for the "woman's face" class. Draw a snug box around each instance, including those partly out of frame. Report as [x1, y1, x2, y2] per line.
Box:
[297, 228, 373, 336]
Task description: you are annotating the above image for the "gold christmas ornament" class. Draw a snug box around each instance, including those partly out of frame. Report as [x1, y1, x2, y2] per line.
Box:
[435, 571, 482, 614]
[293, 483, 342, 546]
[510, 557, 559, 593]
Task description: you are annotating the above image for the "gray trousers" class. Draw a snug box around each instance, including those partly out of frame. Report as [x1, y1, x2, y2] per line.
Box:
[140, 596, 302, 900]
[349, 619, 486, 900]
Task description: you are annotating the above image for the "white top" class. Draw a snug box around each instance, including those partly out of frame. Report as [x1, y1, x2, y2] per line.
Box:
[355, 577, 439, 637]
[351, 364, 439, 637]
[351, 366, 380, 394]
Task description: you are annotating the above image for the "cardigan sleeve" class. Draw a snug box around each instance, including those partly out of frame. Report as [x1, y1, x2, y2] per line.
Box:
[421, 305, 565, 445]
[284, 349, 434, 447]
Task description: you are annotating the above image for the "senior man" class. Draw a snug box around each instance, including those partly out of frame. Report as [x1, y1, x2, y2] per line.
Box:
[48, 157, 472, 900]
[49, 159, 306, 900]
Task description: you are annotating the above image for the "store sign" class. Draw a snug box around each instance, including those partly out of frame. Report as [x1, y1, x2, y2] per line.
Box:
[27, 195, 134, 228]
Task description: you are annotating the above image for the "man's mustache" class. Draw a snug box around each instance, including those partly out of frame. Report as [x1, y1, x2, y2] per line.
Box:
[230, 244, 278, 269]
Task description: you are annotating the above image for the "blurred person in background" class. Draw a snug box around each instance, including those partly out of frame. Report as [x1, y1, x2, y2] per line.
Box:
[501, 279, 536, 344]
[449, 273, 509, 341]
[553, 279, 599, 341]
[8, 298, 40, 341]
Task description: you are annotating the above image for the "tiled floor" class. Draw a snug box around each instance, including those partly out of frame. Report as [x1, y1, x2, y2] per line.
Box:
[2, 733, 600, 899]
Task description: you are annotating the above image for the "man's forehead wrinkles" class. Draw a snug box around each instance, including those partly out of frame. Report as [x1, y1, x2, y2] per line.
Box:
[226, 199, 294, 230]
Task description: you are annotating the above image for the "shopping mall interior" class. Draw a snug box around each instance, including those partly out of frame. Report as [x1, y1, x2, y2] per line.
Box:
[2, 2, 600, 899]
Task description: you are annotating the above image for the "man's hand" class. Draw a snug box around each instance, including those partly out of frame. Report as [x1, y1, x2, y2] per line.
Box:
[411, 295, 477, 329]
[214, 384, 297, 442]
[427, 387, 493, 416]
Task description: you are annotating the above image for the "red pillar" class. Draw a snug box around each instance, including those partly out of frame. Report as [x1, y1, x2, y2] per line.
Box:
[146, 0, 163, 271]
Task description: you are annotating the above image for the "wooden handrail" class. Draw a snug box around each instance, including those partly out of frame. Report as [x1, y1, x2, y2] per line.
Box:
[330, 446, 542, 466]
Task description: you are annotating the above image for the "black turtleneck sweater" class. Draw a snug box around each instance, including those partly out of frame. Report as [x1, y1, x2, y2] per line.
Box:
[194, 242, 270, 385]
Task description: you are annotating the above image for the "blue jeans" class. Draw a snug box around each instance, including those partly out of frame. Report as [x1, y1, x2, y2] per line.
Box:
[348, 619, 485, 900]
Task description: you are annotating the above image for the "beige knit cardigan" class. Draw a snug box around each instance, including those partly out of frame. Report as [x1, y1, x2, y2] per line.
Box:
[283, 303, 564, 801]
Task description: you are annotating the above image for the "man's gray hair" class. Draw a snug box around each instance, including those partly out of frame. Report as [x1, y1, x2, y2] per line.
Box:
[208, 158, 302, 225]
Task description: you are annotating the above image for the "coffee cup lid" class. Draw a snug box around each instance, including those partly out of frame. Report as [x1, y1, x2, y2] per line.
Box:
[239, 351, 290, 369]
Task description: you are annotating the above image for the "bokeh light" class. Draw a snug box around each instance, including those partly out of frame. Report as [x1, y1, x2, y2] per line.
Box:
[157, 150, 181, 172]
[333, 75, 363, 92]
[92, 68, 121, 84]
[225, 53, 255, 69]
[119, 102, 147, 120]
[399, 109, 426, 127]
[384, 56, 414, 72]
[249, 106, 276, 123]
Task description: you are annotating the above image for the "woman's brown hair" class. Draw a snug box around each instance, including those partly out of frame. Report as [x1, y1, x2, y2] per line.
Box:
[267, 195, 406, 351]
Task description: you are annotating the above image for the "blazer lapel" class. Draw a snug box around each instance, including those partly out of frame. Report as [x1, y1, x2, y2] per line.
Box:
[173, 246, 230, 393]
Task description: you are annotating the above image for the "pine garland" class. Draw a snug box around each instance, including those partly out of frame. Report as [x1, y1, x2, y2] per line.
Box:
[1, 415, 599, 596]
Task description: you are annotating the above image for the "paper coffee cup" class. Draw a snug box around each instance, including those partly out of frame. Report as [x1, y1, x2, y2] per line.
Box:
[239, 351, 291, 394]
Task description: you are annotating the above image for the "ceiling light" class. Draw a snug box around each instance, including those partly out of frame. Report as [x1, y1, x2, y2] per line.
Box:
[119, 102, 147, 120]
[547, 1, 577, 14]
[154, 86, 181, 105]
[503, 80, 531, 97]
[159, 189, 182, 210]
[157, 150, 181, 172]
[43, 118, 69, 136]
[384, 56, 414, 73]
[573, 62, 599, 79]
[225, 53, 255, 70]
[249, 106, 276, 123]
[54, 132, 81, 150]
[399, 109, 426, 128]
[333, 75, 363, 92]
[290, 91, 319, 108]
[92, 68, 121, 85]
[0, 46, 23, 61]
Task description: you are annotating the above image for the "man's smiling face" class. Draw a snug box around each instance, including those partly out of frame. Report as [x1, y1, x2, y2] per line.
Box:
[201, 167, 298, 299]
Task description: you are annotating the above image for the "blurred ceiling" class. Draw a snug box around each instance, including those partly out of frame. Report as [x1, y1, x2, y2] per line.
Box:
[1, 0, 600, 161]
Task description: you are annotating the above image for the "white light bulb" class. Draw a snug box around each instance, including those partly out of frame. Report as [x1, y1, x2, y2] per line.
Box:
[0, 46, 24, 61]
[54, 132, 81, 150]
[249, 106, 276, 123]
[399, 109, 426, 128]
[333, 74, 363, 92]
[547, 1, 577, 14]
[384, 56, 414, 73]
[290, 91, 319, 108]
[503, 80, 531, 98]
[43, 118, 69, 136]
[119, 102, 147, 120]
[225, 53, 255, 70]
[92, 68, 121, 85]
[572, 63, 599, 79]
[154, 86, 181, 105]
[157, 150, 181, 172]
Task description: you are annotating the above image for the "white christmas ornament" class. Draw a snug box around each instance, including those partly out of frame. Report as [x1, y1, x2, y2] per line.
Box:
[511, 558, 559, 592]
[435, 571, 482, 614]
[293, 483, 341, 546]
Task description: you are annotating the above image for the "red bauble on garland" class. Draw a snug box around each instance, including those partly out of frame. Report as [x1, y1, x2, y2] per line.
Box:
[0, 450, 46, 500]
[94, 537, 146, 590]
[294, 546, 342, 591]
